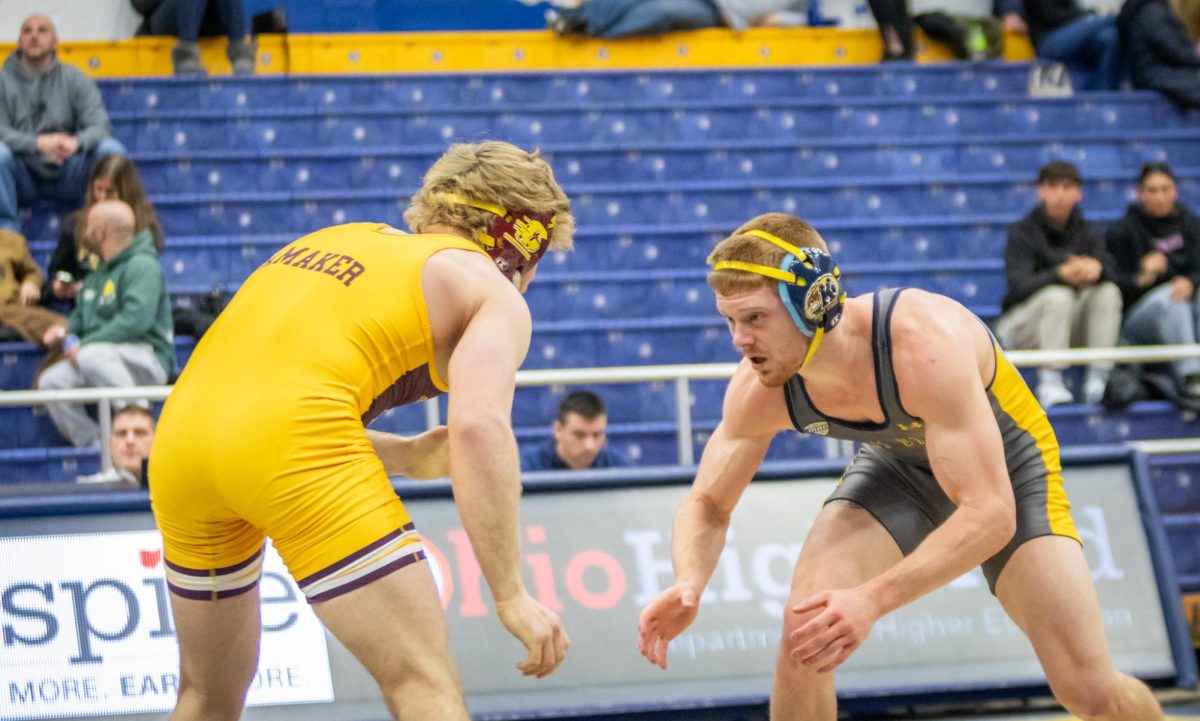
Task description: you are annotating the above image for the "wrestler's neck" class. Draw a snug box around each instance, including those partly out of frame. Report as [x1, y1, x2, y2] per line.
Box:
[419, 224, 474, 242]
[795, 296, 873, 383]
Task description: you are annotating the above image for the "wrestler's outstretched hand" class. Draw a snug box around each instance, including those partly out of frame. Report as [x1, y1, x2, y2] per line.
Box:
[496, 590, 570, 679]
[638, 582, 700, 670]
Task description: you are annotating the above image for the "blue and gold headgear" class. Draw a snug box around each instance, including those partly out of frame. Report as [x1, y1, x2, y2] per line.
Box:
[713, 229, 846, 364]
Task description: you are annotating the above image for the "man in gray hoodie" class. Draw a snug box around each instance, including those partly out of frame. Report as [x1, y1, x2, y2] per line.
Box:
[0, 14, 125, 233]
[38, 200, 172, 447]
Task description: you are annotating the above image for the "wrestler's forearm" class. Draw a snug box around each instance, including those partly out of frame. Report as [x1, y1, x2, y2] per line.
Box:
[861, 504, 1013, 616]
[671, 495, 731, 591]
[366, 430, 404, 473]
[367, 427, 449, 479]
[449, 419, 525, 603]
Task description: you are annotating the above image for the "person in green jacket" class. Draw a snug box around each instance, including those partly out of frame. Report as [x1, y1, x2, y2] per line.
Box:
[38, 199, 172, 447]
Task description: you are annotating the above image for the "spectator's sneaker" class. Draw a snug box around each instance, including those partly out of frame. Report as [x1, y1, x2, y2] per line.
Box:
[1084, 374, 1109, 405]
[1037, 379, 1074, 408]
[228, 39, 257, 76]
[172, 42, 206, 76]
[545, 7, 586, 35]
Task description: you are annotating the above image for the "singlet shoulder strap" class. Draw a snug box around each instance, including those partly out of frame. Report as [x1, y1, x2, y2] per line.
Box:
[871, 288, 911, 419]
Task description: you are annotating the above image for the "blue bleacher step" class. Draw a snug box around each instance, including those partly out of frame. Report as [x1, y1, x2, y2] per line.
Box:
[0, 446, 100, 484]
[110, 93, 1183, 153]
[100, 65, 1038, 113]
[122, 128, 1200, 195]
[115, 169, 1178, 239]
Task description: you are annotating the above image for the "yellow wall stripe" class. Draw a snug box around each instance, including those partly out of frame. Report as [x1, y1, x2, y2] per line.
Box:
[0, 28, 1034, 78]
[990, 346, 1080, 542]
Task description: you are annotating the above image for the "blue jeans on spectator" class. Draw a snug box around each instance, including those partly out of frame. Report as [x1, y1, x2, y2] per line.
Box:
[0, 138, 126, 232]
[1035, 13, 1121, 91]
[578, 0, 722, 38]
[1120, 283, 1200, 381]
[146, 0, 248, 42]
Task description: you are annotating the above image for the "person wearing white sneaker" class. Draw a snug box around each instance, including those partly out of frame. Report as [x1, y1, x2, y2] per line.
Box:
[997, 161, 1122, 406]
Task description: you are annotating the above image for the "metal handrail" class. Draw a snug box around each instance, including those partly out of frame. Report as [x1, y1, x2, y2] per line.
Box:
[5, 344, 1200, 470]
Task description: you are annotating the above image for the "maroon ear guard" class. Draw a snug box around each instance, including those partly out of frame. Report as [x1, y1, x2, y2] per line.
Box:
[438, 193, 556, 280]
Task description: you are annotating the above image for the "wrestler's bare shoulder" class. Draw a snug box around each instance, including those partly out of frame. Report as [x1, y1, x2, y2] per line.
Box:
[722, 360, 795, 439]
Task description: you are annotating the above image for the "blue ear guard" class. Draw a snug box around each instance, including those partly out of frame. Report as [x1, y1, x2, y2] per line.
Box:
[778, 246, 844, 337]
[714, 229, 845, 338]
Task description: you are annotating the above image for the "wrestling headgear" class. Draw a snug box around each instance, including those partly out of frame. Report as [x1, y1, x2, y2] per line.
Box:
[439, 192, 555, 281]
[713, 229, 846, 338]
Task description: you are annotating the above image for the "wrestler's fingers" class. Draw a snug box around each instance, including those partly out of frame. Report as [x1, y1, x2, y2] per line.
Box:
[536, 633, 557, 678]
[791, 627, 842, 663]
[790, 608, 833, 647]
[517, 636, 545, 676]
[817, 642, 856, 674]
[792, 591, 831, 616]
[654, 636, 670, 670]
[801, 633, 849, 667]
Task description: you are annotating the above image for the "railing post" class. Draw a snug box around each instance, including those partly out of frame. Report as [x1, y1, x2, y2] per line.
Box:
[675, 377, 694, 466]
[99, 398, 113, 471]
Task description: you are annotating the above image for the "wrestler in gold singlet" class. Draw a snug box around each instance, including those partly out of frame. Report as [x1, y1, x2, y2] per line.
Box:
[150, 223, 484, 602]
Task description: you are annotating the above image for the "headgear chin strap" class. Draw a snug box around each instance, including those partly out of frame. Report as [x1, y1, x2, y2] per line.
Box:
[438, 192, 555, 281]
[713, 228, 846, 366]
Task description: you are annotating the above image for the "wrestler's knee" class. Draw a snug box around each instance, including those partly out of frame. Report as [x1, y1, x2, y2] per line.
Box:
[1049, 668, 1119, 719]
[175, 679, 248, 721]
[378, 652, 464, 710]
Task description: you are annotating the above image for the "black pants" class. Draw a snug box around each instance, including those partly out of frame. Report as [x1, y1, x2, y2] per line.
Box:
[868, 0, 914, 59]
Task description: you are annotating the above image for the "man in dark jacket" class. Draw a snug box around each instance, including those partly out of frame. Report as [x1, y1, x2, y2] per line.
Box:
[997, 161, 1122, 406]
[38, 200, 172, 447]
[0, 14, 125, 233]
[520, 390, 632, 471]
[1107, 162, 1200, 395]
[1118, 0, 1200, 108]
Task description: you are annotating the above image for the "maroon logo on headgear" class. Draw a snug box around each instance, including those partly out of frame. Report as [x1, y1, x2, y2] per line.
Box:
[484, 209, 555, 280]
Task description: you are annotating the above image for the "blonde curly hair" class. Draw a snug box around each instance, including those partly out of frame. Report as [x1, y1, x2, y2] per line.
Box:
[404, 140, 575, 252]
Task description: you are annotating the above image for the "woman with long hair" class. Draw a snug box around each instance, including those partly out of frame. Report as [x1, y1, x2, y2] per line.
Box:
[45, 154, 163, 306]
[1107, 162, 1200, 397]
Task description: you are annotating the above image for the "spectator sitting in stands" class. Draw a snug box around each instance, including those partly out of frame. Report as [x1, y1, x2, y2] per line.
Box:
[547, 0, 808, 39]
[1118, 0, 1200, 108]
[1106, 162, 1200, 398]
[1021, 0, 1120, 89]
[0, 228, 65, 380]
[45, 155, 164, 312]
[520, 390, 632, 471]
[0, 14, 125, 234]
[997, 161, 1121, 407]
[76, 404, 155, 486]
[38, 200, 172, 447]
[132, 0, 256, 76]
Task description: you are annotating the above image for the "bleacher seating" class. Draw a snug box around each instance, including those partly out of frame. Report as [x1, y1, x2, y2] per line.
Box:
[3, 63, 1200, 485]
